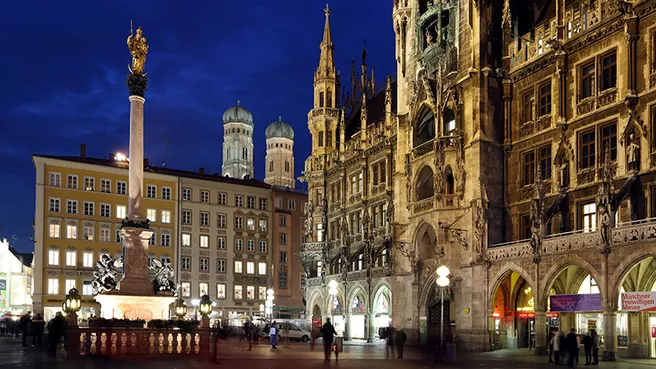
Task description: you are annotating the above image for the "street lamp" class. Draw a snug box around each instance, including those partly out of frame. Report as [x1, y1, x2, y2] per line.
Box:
[200, 295, 212, 329]
[174, 297, 187, 319]
[328, 280, 338, 322]
[266, 289, 275, 320]
[64, 287, 82, 327]
[436, 266, 451, 361]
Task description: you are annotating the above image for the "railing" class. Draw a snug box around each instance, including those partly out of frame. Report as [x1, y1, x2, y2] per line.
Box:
[412, 197, 435, 215]
[412, 140, 434, 159]
[68, 328, 210, 357]
[487, 218, 656, 261]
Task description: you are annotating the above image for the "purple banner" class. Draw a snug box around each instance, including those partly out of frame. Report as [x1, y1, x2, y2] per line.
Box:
[550, 294, 601, 312]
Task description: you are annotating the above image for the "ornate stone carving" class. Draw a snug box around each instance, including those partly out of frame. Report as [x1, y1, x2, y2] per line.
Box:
[519, 122, 535, 138]
[455, 135, 466, 196]
[405, 154, 413, 209]
[92, 254, 124, 295]
[597, 89, 617, 108]
[148, 259, 176, 295]
[434, 140, 445, 194]
[577, 169, 595, 185]
[576, 98, 595, 115]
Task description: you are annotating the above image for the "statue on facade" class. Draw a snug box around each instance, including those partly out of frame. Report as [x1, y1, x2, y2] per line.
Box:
[91, 254, 123, 295]
[599, 204, 611, 254]
[558, 160, 569, 191]
[385, 191, 394, 238]
[127, 25, 149, 76]
[426, 30, 434, 46]
[149, 259, 176, 294]
[304, 202, 314, 238]
[340, 216, 350, 247]
[529, 199, 542, 263]
[626, 133, 640, 172]
[473, 205, 485, 254]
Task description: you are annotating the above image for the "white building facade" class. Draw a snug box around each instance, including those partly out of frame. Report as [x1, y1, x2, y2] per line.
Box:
[0, 238, 33, 315]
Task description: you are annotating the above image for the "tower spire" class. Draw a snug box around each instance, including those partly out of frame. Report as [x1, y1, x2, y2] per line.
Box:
[317, 4, 335, 77]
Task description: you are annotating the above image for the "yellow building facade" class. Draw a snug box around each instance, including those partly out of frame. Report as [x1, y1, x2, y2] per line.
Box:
[33, 152, 178, 320]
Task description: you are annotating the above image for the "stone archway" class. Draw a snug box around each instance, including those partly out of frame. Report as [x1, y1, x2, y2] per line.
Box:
[415, 165, 435, 201]
[372, 284, 392, 340]
[414, 221, 437, 261]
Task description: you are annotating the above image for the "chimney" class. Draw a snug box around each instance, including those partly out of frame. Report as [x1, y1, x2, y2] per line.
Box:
[199, 167, 205, 174]
[144, 158, 149, 167]
[80, 144, 87, 159]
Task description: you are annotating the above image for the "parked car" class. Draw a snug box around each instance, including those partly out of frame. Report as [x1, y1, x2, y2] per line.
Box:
[267, 322, 311, 342]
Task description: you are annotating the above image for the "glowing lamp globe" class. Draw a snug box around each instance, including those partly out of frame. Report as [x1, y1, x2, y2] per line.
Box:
[436, 266, 451, 278]
[436, 276, 450, 287]
[199, 295, 212, 317]
[174, 298, 187, 319]
[328, 280, 339, 289]
[65, 288, 82, 313]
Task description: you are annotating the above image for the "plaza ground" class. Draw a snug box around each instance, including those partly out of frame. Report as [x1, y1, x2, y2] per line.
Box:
[1, 336, 655, 369]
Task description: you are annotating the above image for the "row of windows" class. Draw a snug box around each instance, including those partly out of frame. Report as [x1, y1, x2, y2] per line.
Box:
[224, 127, 252, 136]
[180, 257, 267, 276]
[47, 173, 172, 200]
[268, 160, 291, 173]
[329, 162, 388, 202]
[520, 51, 617, 124]
[48, 219, 171, 246]
[47, 278, 93, 296]
[181, 210, 268, 232]
[274, 197, 296, 210]
[181, 189, 267, 209]
[267, 143, 292, 150]
[317, 130, 333, 148]
[521, 122, 617, 186]
[48, 199, 172, 224]
[519, 201, 619, 239]
[47, 248, 172, 268]
[225, 146, 250, 161]
[180, 282, 265, 301]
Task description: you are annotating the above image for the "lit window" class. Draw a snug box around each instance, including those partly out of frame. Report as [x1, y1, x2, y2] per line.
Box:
[235, 261, 243, 273]
[161, 210, 171, 223]
[66, 224, 77, 239]
[246, 285, 255, 300]
[258, 262, 267, 275]
[47, 278, 59, 295]
[147, 209, 157, 222]
[181, 282, 191, 297]
[48, 249, 60, 266]
[200, 235, 209, 248]
[65, 279, 76, 293]
[83, 252, 93, 268]
[259, 286, 266, 300]
[234, 285, 243, 300]
[82, 281, 93, 296]
[582, 202, 597, 232]
[199, 282, 209, 295]
[217, 283, 226, 299]
[182, 233, 191, 247]
[247, 262, 255, 274]
[247, 218, 255, 231]
[83, 225, 94, 241]
[116, 205, 127, 219]
[65, 250, 77, 267]
[84, 177, 95, 191]
[100, 228, 110, 242]
[49, 223, 60, 238]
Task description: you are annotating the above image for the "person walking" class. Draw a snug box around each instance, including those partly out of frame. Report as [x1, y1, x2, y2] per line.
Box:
[386, 325, 396, 359]
[243, 320, 253, 351]
[566, 328, 578, 368]
[269, 321, 279, 349]
[19, 311, 31, 346]
[395, 328, 407, 359]
[582, 331, 592, 365]
[591, 330, 600, 365]
[31, 313, 45, 347]
[548, 330, 555, 363]
[47, 312, 66, 358]
[321, 318, 336, 361]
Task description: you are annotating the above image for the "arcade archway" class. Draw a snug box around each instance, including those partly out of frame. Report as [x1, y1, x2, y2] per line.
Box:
[373, 285, 392, 340]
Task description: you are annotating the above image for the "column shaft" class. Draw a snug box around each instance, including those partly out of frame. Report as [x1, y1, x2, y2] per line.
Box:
[128, 95, 146, 220]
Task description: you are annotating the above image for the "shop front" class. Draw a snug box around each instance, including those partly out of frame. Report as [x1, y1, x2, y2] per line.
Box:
[350, 296, 366, 339]
[331, 296, 344, 335]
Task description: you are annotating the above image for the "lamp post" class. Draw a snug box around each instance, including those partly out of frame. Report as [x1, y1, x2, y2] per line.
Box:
[64, 287, 82, 328]
[266, 289, 275, 320]
[200, 294, 212, 329]
[328, 280, 339, 324]
[174, 297, 187, 320]
[436, 266, 451, 361]
[191, 298, 200, 320]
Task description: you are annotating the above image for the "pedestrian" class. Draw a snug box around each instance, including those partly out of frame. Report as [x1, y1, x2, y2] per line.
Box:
[548, 329, 555, 363]
[591, 330, 600, 365]
[31, 313, 45, 347]
[243, 320, 252, 351]
[566, 328, 578, 368]
[47, 312, 66, 358]
[395, 328, 407, 358]
[321, 318, 336, 361]
[270, 321, 279, 349]
[386, 325, 396, 359]
[19, 311, 31, 346]
[553, 330, 563, 365]
[582, 331, 592, 365]
[0, 318, 6, 337]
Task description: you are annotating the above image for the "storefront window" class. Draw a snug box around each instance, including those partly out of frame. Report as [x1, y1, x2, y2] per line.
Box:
[352, 296, 365, 314]
[577, 313, 604, 336]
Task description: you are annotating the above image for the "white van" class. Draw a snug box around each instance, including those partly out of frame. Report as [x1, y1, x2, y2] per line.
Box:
[269, 322, 311, 342]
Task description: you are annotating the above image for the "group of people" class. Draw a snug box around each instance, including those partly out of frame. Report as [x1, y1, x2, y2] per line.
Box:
[549, 328, 600, 367]
[8, 311, 68, 358]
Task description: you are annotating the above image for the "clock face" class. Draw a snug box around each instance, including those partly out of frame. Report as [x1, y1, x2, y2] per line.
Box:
[463, 308, 470, 315]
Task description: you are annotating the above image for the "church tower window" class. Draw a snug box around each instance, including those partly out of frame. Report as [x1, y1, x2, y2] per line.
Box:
[319, 91, 325, 108]
[319, 131, 325, 147]
[269, 161, 274, 172]
[326, 90, 333, 108]
[326, 131, 333, 147]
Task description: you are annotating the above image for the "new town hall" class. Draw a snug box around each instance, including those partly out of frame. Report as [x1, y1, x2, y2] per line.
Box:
[300, 0, 656, 360]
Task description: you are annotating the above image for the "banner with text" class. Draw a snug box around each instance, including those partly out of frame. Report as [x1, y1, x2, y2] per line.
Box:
[550, 294, 601, 312]
[621, 291, 656, 312]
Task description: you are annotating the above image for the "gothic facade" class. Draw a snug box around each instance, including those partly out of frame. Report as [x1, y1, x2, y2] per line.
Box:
[300, 0, 656, 360]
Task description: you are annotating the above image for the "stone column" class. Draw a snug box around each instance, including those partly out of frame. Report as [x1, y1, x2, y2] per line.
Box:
[344, 311, 351, 341]
[602, 310, 617, 361]
[367, 312, 376, 343]
[128, 94, 146, 221]
[534, 310, 548, 355]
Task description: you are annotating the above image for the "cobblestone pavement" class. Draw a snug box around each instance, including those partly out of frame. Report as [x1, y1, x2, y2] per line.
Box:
[2, 337, 654, 369]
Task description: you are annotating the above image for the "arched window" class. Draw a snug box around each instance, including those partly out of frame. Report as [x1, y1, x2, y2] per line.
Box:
[415, 166, 435, 201]
[414, 108, 436, 147]
[443, 109, 456, 137]
[445, 166, 455, 194]
[284, 161, 290, 172]
[319, 91, 325, 108]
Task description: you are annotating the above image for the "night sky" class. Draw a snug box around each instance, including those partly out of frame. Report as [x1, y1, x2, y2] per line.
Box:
[0, 1, 396, 252]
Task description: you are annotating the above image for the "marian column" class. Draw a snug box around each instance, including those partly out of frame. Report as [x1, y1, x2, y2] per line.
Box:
[120, 26, 153, 295]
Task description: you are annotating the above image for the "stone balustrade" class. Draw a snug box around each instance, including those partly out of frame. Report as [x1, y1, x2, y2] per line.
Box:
[487, 219, 656, 261]
[67, 327, 210, 357]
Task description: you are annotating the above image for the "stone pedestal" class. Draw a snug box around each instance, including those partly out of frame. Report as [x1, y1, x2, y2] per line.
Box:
[119, 227, 153, 296]
[94, 294, 175, 321]
[534, 310, 548, 355]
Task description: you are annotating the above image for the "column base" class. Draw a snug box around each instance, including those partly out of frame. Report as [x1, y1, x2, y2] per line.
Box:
[367, 338, 374, 343]
[601, 350, 616, 361]
[120, 277, 156, 296]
